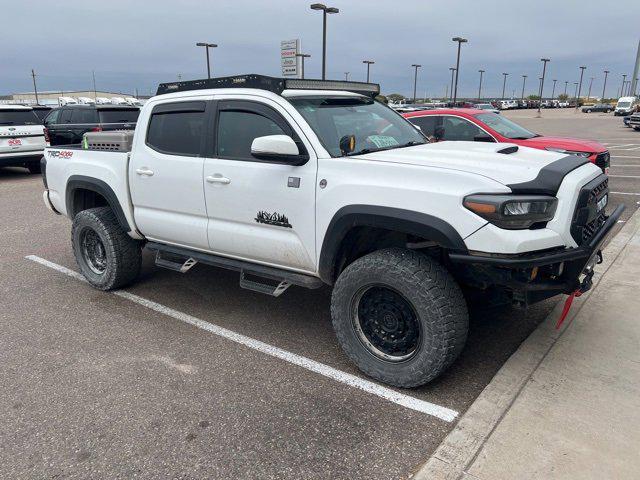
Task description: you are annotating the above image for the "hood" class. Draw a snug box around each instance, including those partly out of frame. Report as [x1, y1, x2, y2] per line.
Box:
[356, 141, 565, 185]
[518, 135, 605, 153]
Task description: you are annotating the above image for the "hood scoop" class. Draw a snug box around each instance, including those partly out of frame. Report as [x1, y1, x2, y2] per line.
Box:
[497, 145, 519, 154]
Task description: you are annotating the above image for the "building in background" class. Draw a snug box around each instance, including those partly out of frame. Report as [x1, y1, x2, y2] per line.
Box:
[2, 90, 151, 106]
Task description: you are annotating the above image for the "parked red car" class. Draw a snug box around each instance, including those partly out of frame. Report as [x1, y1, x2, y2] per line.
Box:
[403, 109, 609, 173]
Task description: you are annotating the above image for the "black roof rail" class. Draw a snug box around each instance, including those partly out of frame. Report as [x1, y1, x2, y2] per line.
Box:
[156, 74, 380, 98]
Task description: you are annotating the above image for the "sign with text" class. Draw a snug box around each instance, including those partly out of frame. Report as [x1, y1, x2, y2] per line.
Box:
[281, 39, 300, 77]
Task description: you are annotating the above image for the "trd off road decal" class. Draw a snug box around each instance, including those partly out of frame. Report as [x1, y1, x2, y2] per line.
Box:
[48, 150, 74, 159]
[255, 211, 292, 228]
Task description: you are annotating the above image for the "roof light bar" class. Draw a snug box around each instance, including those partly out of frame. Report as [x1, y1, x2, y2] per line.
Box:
[156, 74, 380, 98]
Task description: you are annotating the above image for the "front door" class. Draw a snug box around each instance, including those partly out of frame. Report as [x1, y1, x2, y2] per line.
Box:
[203, 97, 317, 272]
[129, 99, 211, 250]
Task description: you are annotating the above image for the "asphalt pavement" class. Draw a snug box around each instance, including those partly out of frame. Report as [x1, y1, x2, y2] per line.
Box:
[1, 109, 636, 479]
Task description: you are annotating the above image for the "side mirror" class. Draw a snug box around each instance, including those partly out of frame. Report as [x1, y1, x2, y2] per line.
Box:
[339, 135, 356, 155]
[251, 135, 308, 165]
[474, 134, 495, 143]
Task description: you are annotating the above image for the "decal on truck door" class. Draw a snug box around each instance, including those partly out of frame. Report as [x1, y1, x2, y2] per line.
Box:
[255, 211, 292, 228]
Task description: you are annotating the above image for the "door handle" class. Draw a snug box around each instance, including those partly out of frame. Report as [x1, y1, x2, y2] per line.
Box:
[206, 175, 231, 185]
[135, 167, 154, 177]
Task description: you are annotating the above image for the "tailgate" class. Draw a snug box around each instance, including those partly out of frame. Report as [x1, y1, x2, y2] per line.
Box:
[0, 128, 46, 153]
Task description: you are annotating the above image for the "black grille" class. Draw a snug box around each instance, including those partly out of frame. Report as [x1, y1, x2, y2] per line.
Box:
[571, 175, 609, 245]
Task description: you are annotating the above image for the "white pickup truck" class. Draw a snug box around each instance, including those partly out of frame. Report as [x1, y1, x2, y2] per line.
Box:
[41, 75, 623, 387]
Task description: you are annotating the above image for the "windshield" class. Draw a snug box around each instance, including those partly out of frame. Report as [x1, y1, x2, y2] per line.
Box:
[289, 96, 426, 157]
[0, 109, 40, 126]
[475, 112, 537, 139]
[618, 101, 631, 108]
[99, 109, 140, 123]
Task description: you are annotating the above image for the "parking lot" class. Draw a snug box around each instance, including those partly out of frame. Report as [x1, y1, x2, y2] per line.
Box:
[1, 110, 638, 479]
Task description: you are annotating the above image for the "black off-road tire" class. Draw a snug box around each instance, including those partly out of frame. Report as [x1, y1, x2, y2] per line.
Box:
[71, 207, 142, 290]
[27, 163, 41, 174]
[331, 248, 468, 388]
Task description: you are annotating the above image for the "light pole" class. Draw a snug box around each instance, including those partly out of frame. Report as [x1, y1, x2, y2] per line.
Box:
[501, 72, 509, 100]
[573, 82, 579, 105]
[449, 67, 456, 103]
[564, 81, 569, 96]
[575, 66, 586, 111]
[363, 60, 374, 82]
[537, 58, 550, 115]
[587, 77, 594, 100]
[451, 36, 467, 105]
[620, 74, 627, 97]
[602, 70, 610, 100]
[411, 64, 422, 103]
[310, 3, 339, 80]
[195, 42, 217, 79]
[344, 72, 349, 80]
[478, 69, 485, 101]
[296, 53, 311, 79]
[521, 75, 527, 100]
[31, 69, 39, 105]
[551, 79, 557, 101]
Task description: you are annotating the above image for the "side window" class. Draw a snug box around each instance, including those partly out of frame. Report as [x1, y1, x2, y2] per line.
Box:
[44, 109, 60, 125]
[441, 117, 486, 141]
[409, 116, 439, 138]
[59, 109, 73, 124]
[217, 109, 287, 160]
[146, 102, 207, 156]
[71, 108, 98, 124]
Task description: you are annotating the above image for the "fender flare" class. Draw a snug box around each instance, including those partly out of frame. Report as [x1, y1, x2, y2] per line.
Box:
[318, 205, 467, 284]
[65, 175, 130, 231]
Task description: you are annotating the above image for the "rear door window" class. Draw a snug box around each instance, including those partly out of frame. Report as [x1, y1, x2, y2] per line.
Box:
[59, 109, 73, 124]
[70, 108, 99, 124]
[146, 102, 206, 156]
[99, 109, 140, 123]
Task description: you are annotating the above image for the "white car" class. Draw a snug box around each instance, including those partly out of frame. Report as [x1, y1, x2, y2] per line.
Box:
[77, 97, 96, 105]
[124, 97, 143, 107]
[110, 97, 127, 105]
[0, 105, 47, 173]
[615, 96, 638, 116]
[58, 96, 78, 106]
[41, 75, 623, 387]
[95, 97, 111, 105]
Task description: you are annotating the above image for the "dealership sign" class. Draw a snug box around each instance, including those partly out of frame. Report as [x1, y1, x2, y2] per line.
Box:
[281, 39, 300, 77]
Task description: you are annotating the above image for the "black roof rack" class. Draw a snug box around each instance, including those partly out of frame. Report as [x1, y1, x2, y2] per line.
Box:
[156, 74, 380, 98]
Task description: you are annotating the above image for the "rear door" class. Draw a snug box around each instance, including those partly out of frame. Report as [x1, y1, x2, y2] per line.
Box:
[202, 97, 317, 272]
[68, 108, 99, 144]
[49, 108, 75, 145]
[129, 99, 211, 250]
[98, 108, 139, 132]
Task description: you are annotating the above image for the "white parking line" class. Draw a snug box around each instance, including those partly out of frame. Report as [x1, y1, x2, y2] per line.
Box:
[612, 156, 640, 159]
[611, 191, 640, 196]
[608, 175, 640, 179]
[24, 255, 458, 422]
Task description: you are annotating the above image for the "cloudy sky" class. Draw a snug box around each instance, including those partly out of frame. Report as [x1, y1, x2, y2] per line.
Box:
[3, 0, 640, 98]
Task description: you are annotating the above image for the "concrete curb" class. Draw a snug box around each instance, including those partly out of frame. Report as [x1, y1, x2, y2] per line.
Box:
[412, 206, 640, 480]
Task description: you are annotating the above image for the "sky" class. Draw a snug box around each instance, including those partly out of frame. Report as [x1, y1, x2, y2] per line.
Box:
[3, 0, 640, 99]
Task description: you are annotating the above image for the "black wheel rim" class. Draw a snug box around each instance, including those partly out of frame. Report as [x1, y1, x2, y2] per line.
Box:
[352, 285, 421, 362]
[80, 228, 107, 275]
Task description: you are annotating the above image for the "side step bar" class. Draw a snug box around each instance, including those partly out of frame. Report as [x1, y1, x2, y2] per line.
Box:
[146, 242, 323, 296]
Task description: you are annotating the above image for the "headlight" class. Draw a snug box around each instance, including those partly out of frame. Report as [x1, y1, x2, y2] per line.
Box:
[463, 194, 558, 229]
[544, 147, 591, 158]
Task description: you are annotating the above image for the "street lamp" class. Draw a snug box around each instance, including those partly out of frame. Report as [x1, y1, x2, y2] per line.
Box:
[575, 66, 586, 112]
[602, 70, 610, 100]
[363, 60, 375, 82]
[501, 72, 509, 100]
[195, 42, 217, 79]
[310, 3, 339, 80]
[295, 53, 311, 79]
[521, 75, 527, 100]
[478, 69, 485, 101]
[573, 82, 579, 104]
[551, 79, 557, 101]
[587, 77, 594, 100]
[537, 58, 550, 115]
[411, 64, 422, 103]
[451, 37, 468, 105]
[449, 67, 456, 103]
[620, 74, 627, 97]
[564, 81, 569, 96]
[344, 72, 350, 80]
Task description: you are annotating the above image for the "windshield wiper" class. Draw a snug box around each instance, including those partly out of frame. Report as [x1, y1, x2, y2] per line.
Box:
[346, 140, 425, 156]
[396, 140, 425, 148]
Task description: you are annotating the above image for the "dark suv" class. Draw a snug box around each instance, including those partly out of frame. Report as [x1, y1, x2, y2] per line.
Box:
[44, 105, 140, 146]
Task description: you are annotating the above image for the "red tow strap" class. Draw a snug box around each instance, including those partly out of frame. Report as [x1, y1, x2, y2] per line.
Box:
[556, 290, 582, 329]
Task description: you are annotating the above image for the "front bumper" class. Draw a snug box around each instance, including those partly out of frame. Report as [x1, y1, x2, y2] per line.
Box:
[449, 204, 624, 305]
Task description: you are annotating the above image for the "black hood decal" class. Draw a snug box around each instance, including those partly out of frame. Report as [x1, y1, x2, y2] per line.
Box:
[507, 155, 589, 195]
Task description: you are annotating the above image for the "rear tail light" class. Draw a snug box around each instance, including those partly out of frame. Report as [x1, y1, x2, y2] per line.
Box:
[91, 126, 102, 132]
[43, 127, 50, 144]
